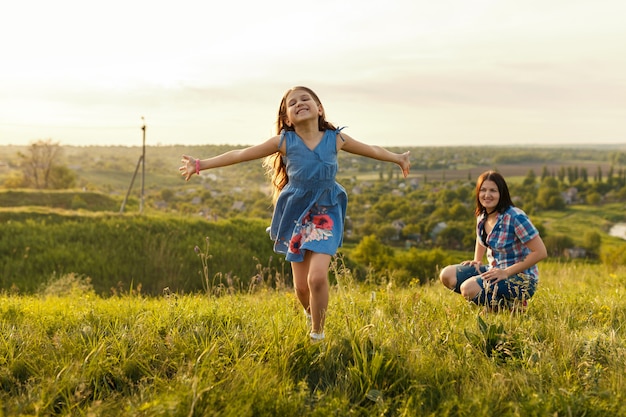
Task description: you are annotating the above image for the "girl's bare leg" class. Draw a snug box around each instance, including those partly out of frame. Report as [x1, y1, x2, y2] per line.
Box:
[292, 257, 311, 314]
[291, 251, 331, 334]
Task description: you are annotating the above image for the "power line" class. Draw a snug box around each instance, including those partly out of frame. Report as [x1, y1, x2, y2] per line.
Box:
[0, 122, 139, 130]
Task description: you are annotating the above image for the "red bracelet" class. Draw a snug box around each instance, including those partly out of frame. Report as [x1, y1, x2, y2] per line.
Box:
[195, 159, 200, 175]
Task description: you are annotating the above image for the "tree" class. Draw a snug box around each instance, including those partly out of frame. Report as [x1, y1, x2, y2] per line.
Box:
[537, 178, 565, 210]
[18, 139, 63, 189]
[581, 167, 588, 183]
[586, 192, 601, 205]
[582, 230, 602, 257]
[351, 235, 394, 271]
[49, 165, 77, 189]
[3, 171, 27, 189]
[435, 223, 467, 250]
[543, 234, 575, 257]
[523, 169, 537, 186]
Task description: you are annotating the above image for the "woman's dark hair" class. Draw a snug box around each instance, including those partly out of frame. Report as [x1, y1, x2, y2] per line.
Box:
[474, 170, 514, 217]
[264, 86, 336, 204]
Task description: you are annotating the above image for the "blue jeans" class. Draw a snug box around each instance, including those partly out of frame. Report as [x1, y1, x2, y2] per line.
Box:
[453, 264, 537, 308]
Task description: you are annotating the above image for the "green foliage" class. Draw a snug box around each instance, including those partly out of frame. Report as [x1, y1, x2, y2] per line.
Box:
[39, 272, 95, 297]
[15, 139, 77, 190]
[391, 247, 457, 285]
[2, 202, 624, 299]
[587, 191, 602, 205]
[537, 180, 566, 210]
[49, 165, 77, 189]
[0, 212, 276, 295]
[0, 189, 118, 211]
[600, 246, 626, 270]
[582, 230, 602, 257]
[3, 144, 626, 258]
[351, 235, 394, 271]
[543, 234, 575, 257]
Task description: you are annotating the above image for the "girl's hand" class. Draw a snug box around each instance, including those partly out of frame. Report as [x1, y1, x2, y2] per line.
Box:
[399, 151, 411, 178]
[179, 155, 196, 181]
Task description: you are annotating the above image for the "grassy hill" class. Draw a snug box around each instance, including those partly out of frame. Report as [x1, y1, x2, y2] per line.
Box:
[1, 144, 625, 415]
[0, 261, 624, 416]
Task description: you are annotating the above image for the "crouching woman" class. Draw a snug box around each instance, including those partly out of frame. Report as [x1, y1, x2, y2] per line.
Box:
[439, 171, 547, 311]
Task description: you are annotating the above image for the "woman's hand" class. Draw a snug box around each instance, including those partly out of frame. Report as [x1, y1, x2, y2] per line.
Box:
[461, 260, 483, 273]
[179, 155, 196, 181]
[480, 267, 508, 283]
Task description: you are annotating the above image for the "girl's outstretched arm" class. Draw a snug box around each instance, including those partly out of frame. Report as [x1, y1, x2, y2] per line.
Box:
[338, 133, 410, 178]
[179, 136, 281, 181]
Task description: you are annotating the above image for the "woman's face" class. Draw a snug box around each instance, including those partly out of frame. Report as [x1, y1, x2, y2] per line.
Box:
[479, 179, 500, 212]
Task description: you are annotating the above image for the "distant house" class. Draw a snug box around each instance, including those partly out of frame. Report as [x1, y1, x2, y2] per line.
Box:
[392, 220, 406, 233]
[563, 247, 587, 259]
[562, 187, 579, 204]
[430, 221, 447, 240]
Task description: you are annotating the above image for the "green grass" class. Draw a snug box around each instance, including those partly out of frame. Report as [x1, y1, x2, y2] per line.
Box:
[1, 261, 625, 416]
[0, 189, 120, 211]
[539, 203, 626, 250]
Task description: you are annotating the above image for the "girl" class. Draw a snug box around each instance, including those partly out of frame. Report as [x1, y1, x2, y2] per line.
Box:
[439, 170, 547, 311]
[180, 86, 411, 340]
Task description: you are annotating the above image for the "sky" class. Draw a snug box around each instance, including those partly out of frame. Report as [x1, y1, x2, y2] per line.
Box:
[1, 0, 625, 148]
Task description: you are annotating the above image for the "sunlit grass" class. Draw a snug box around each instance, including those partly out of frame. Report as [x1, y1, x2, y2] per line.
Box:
[1, 262, 625, 416]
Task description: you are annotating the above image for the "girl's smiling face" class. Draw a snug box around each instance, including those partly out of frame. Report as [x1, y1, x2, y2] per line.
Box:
[479, 179, 500, 212]
[284, 90, 322, 126]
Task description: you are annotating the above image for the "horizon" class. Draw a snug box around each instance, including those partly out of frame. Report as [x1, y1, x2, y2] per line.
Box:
[2, 141, 625, 150]
[1, 0, 625, 148]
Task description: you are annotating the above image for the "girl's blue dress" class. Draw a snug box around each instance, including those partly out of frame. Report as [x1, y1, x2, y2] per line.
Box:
[268, 128, 347, 262]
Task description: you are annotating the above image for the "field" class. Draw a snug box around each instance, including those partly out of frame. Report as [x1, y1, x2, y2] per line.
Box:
[1, 144, 626, 415]
[1, 261, 625, 416]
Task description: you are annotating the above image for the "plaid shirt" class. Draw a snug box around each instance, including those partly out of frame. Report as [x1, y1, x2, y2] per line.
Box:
[477, 206, 540, 281]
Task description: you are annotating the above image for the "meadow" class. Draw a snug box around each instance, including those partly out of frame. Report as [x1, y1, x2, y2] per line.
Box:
[1, 260, 625, 416]
[1, 144, 625, 415]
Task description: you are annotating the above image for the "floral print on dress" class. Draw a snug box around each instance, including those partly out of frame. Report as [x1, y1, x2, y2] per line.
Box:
[288, 206, 334, 255]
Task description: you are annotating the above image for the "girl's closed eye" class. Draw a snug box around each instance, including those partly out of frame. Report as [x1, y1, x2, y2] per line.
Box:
[289, 95, 311, 107]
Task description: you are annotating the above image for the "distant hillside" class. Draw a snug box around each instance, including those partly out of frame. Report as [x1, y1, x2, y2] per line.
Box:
[2, 144, 624, 195]
[0, 189, 119, 211]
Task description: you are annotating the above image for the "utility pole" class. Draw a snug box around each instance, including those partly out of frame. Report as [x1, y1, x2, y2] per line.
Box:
[120, 118, 147, 214]
[140, 117, 146, 213]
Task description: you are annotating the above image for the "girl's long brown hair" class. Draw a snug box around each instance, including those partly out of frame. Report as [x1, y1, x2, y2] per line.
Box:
[263, 86, 337, 204]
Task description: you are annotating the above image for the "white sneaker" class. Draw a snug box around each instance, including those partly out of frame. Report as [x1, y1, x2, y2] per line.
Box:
[310, 331, 325, 341]
[304, 309, 312, 327]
